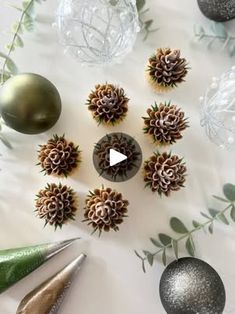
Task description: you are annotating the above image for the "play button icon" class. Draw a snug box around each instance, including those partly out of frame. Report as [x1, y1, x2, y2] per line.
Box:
[93, 132, 142, 182]
[109, 149, 127, 166]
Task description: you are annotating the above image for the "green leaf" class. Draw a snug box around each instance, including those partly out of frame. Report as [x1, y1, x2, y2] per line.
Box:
[229, 44, 235, 57]
[136, 0, 146, 11]
[0, 70, 11, 83]
[201, 212, 211, 219]
[211, 22, 227, 38]
[217, 212, 229, 225]
[7, 4, 23, 12]
[15, 34, 24, 48]
[186, 236, 195, 257]
[223, 183, 235, 202]
[192, 220, 201, 228]
[194, 24, 205, 36]
[134, 250, 143, 259]
[208, 222, 214, 234]
[230, 206, 235, 222]
[5, 44, 15, 51]
[162, 249, 167, 266]
[145, 20, 153, 29]
[150, 238, 162, 248]
[143, 250, 151, 257]
[146, 253, 154, 266]
[109, 0, 118, 5]
[23, 15, 34, 31]
[171, 239, 178, 260]
[0, 52, 9, 59]
[208, 208, 220, 218]
[11, 22, 23, 34]
[159, 233, 172, 246]
[6, 58, 18, 74]
[142, 260, 146, 273]
[170, 217, 188, 234]
[213, 195, 229, 203]
[0, 134, 12, 149]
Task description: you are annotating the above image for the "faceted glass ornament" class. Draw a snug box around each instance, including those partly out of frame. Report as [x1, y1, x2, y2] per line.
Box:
[56, 0, 140, 66]
[200, 66, 235, 150]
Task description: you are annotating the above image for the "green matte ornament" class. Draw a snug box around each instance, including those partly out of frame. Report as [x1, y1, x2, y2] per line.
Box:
[0, 238, 79, 294]
[0, 73, 62, 134]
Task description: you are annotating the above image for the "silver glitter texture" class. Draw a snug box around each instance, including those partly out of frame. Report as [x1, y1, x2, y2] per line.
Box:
[197, 0, 235, 22]
[159, 257, 226, 314]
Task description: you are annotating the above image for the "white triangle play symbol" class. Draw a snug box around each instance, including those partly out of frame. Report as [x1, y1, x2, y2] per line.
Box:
[109, 149, 127, 167]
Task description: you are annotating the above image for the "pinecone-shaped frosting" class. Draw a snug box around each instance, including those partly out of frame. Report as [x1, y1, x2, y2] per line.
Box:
[83, 187, 129, 235]
[144, 152, 187, 196]
[87, 84, 129, 125]
[94, 133, 140, 180]
[35, 183, 77, 229]
[147, 48, 188, 92]
[143, 102, 189, 145]
[38, 135, 80, 177]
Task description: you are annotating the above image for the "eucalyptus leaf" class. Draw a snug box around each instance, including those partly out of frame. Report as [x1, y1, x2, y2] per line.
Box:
[142, 260, 146, 273]
[146, 253, 154, 266]
[134, 250, 143, 260]
[230, 206, 235, 222]
[217, 212, 229, 225]
[208, 208, 220, 218]
[171, 239, 178, 260]
[211, 22, 227, 38]
[0, 52, 9, 59]
[143, 250, 151, 257]
[145, 20, 153, 29]
[6, 58, 18, 74]
[212, 195, 229, 203]
[159, 233, 172, 246]
[15, 35, 24, 48]
[11, 22, 23, 34]
[162, 249, 167, 266]
[5, 44, 15, 51]
[229, 44, 235, 57]
[0, 134, 12, 149]
[192, 220, 201, 228]
[186, 236, 195, 257]
[136, 0, 146, 11]
[150, 238, 162, 248]
[223, 183, 235, 202]
[201, 212, 211, 219]
[0, 70, 11, 83]
[23, 15, 34, 31]
[208, 222, 214, 234]
[170, 217, 188, 234]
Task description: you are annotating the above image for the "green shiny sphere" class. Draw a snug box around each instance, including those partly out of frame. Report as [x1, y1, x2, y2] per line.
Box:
[0, 73, 62, 134]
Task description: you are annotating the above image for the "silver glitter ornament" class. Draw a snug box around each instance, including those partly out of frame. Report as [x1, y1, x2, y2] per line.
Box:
[197, 0, 235, 22]
[159, 257, 226, 314]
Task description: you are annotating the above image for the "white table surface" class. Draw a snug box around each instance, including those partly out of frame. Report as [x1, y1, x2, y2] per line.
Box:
[0, 0, 235, 313]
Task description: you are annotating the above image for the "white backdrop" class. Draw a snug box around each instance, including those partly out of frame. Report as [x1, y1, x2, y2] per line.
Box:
[0, 0, 235, 313]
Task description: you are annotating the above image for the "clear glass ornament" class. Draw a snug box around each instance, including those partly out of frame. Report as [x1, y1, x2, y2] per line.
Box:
[200, 66, 235, 150]
[55, 0, 140, 66]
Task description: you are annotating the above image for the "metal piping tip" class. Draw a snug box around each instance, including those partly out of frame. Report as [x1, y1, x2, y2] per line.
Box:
[16, 253, 87, 314]
[45, 237, 80, 261]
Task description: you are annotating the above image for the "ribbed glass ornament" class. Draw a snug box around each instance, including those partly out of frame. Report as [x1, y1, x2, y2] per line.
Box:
[55, 0, 140, 66]
[200, 66, 235, 150]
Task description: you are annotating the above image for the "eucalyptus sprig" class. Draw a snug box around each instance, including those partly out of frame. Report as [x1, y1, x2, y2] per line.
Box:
[0, 0, 46, 86]
[135, 183, 235, 273]
[194, 22, 235, 57]
[0, 0, 45, 148]
[136, 0, 158, 40]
